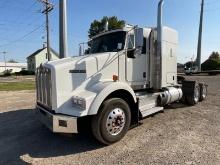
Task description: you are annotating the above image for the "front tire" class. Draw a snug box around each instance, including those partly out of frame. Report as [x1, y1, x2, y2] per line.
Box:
[91, 98, 131, 145]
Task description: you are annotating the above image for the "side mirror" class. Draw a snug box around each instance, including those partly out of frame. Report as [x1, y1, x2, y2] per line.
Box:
[127, 49, 136, 58]
[134, 28, 144, 49]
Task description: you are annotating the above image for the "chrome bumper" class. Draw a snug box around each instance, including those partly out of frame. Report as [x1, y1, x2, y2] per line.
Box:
[36, 105, 78, 133]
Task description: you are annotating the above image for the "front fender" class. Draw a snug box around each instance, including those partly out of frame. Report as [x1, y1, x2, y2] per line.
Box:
[87, 81, 137, 115]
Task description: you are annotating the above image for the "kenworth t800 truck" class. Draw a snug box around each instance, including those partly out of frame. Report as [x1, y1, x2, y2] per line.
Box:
[36, 0, 207, 145]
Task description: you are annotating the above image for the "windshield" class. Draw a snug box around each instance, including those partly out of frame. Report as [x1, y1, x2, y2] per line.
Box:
[90, 31, 126, 54]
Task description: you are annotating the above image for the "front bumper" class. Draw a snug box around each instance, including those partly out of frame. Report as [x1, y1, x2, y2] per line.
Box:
[36, 105, 78, 133]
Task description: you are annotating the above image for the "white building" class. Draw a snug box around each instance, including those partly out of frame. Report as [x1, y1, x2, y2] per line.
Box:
[27, 47, 59, 72]
[0, 62, 27, 73]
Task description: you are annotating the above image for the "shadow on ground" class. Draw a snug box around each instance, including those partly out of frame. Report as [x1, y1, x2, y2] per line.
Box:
[165, 102, 190, 110]
[0, 109, 104, 164]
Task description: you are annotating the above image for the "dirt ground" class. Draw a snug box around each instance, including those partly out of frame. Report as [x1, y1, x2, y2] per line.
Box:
[0, 75, 219, 165]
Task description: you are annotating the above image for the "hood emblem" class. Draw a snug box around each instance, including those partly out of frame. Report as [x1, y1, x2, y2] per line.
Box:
[69, 69, 86, 73]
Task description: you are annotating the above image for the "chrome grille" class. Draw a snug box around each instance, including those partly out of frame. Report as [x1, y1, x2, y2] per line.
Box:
[36, 65, 52, 109]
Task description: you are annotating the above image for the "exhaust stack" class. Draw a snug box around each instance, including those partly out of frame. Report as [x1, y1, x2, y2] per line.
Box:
[105, 21, 109, 31]
[154, 0, 164, 90]
[196, 0, 204, 72]
[59, 0, 68, 59]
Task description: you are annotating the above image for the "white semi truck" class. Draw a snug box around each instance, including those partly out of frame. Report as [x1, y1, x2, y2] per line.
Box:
[36, 0, 207, 145]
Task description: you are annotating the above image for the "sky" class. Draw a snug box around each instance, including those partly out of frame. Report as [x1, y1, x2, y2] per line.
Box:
[0, 0, 219, 63]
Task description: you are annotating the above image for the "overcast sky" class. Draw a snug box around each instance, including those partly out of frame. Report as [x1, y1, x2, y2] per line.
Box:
[0, 0, 219, 63]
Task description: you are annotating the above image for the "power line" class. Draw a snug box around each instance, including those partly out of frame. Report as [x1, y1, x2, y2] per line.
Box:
[205, 0, 220, 5]
[0, 22, 45, 48]
[0, 0, 44, 40]
[38, 0, 54, 61]
[0, 2, 41, 36]
[13, 0, 39, 24]
[0, 15, 44, 45]
[204, 8, 220, 12]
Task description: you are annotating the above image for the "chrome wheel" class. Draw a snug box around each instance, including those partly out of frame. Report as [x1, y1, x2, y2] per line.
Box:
[202, 86, 207, 98]
[106, 108, 126, 136]
[194, 86, 200, 103]
[199, 84, 207, 101]
[92, 98, 131, 145]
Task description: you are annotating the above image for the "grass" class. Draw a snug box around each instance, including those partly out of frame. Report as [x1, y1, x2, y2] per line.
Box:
[0, 81, 35, 91]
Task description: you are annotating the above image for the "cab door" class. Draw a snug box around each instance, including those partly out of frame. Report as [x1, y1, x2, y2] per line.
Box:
[126, 35, 147, 87]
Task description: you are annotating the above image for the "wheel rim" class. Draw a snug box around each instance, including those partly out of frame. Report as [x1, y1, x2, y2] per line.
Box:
[194, 86, 200, 102]
[202, 86, 207, 98]
[106, 108, 126, 136]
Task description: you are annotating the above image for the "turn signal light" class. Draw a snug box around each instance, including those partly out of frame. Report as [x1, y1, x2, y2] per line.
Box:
[113, 75, 118, 81]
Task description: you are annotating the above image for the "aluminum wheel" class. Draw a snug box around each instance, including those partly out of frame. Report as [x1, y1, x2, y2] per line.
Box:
[194, 86, 200, 103]
[92, 98, 131, 145]
[106, 108, 126, 136]
[201, 85, 207, 98]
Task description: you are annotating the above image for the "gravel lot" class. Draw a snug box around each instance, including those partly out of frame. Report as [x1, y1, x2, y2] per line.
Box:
[0, 76, 35, 83]
[0, 75, 220, 165]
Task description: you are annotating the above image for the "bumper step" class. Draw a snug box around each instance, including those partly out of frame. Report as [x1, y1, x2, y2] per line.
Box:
[140, 106, 164, 118]
[36, 106, 78, 133]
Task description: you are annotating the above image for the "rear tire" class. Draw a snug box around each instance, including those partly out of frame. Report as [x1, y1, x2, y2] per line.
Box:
[186, 84, 200, 106]
[199, 83, 207, 101]
[91, 98, 131, 145]
[180, 95, 186, 104]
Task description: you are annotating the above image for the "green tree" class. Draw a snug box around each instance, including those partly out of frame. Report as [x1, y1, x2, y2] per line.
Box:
[184, 61, 196, 69]
[202, 51, 220, 71]
[8, 59, 18, 63]
[88, 16, 126, 38]
[208, 52, 220, 60]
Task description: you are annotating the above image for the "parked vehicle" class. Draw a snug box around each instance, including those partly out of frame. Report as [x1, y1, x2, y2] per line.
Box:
[36, 0, 207, 145]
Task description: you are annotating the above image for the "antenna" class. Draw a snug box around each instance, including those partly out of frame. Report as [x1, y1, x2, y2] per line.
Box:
[105, 21, 109, 31]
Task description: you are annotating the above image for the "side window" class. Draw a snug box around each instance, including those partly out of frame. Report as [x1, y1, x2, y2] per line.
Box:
[127, 36, 146, 53]
[127, 35, 134, 49]
[142, 38, 146, 54]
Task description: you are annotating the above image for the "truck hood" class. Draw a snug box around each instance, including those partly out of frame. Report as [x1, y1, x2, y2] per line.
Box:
[46, 52, 119, 80]
[44, 52, 120, 110]
[44, 52, 118, 95]
[40, 52, 124, 113]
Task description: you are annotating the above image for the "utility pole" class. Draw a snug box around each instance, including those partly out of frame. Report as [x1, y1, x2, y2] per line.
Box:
[39, 0, 54, 61]
[59, 0, 68, 58]
[196, 0, 204, 72]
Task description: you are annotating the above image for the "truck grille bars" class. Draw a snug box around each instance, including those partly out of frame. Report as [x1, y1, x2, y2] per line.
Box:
[36, 65, 52, 109]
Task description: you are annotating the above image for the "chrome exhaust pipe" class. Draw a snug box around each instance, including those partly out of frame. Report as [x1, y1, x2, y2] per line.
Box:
[154, 0, 164, 90]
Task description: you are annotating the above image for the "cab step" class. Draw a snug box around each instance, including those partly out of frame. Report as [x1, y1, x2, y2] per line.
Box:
[140, 106, 164, 118]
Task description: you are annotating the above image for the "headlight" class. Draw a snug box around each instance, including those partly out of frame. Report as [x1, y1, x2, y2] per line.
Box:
[72, 96, 86, 110]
